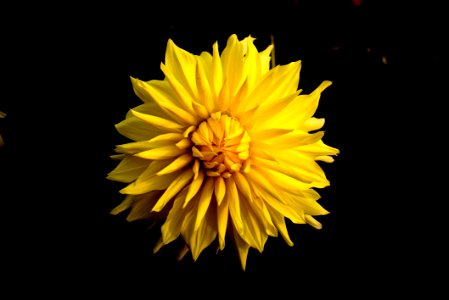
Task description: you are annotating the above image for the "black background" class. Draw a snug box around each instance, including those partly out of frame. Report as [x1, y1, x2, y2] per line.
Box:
[1, 0, 447, 296]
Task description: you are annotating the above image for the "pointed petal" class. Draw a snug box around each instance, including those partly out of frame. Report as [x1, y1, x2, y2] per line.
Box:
[239, 197, 268, 252]
[241, 61, 301, 113]
[226, 177, 244, 234]
[115, 117, 162, 141]
[110, 195, 134, 215]
[214, 176, 226, 205]
[196, 55, 215, 113]
[302, 117, 325, 131]
[120, 171, 179, 195]
[232, 225, 250, 271]
[221, 34, 246, 97]
[233, 172, 253, 202]
[135, 146, 186, 160]
[127, 191, 160, 221]
[107, 156, 148, 183]
[131, 77, 197, 125]
[156, 153, 193, 175]
[305, 215, 323, 230]
[190, 208, 217, 261]
[217, 198, 229, 250]
[211, 41, 223, 99]
[161, 188, 189, 244]
[152, 168, 194, 212]
[184, 170, 205, 207]
[177, 244, 190, 261]
[194, 177, 214, 231]
[130, 109, 184, 132]
[165, 39, 199, 99]
[266, 205, 294, 246]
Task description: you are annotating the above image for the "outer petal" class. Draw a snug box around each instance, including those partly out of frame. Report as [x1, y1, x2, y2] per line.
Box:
[232, 225, 250, 271]
[107, 156, 149, 183]
[220, 34, 246, 97]
[165, 39, 199, 99]
[115, 117, 163, 141]
[217, 197, 229, 250]
[266, 205, 294, 246]
[181, 200, 217, 261]
[239, 61, 301, 113]
[152, 168, 194, 212]
[131, 77, 197, 125]
[161, 188, 189, 244]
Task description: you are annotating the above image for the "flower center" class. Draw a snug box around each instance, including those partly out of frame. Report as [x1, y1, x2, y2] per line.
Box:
[190, 112, 251, 178]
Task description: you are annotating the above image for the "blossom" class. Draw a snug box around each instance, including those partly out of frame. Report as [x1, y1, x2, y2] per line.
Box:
[108, 34, 339, 270]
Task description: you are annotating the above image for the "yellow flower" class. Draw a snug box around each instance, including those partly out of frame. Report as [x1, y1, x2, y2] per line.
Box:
[108, 34, 339, 270]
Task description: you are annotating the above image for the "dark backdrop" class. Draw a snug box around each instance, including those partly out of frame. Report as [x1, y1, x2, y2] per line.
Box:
[1, 0, 446, 296]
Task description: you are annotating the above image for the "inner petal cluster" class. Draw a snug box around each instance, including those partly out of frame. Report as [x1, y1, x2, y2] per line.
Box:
[190, 112, 251, 178]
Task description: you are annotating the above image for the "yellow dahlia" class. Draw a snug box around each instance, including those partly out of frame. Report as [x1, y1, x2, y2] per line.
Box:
[108, 34, 339, 270]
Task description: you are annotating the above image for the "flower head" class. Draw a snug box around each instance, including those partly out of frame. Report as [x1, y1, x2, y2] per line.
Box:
[108, 34, 339, 270]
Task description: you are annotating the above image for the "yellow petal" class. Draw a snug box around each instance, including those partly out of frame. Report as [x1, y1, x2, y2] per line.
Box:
[120, 172, 179, 195]
[255, 153, 330, 188]
[301, 117, 325, 131]
[253, 165, 311, 192]
[181, 200, 217, 261]
[221, 34, 246, 97]
[156, 153, 193, 175]
[239, 197, 268, 252]
[217, 198, 229, 250]
[115, 141, 154, 155]
[241, 61, 301, 113]
[226, 177, 244, 234]
[316, 155, 335, 163]
[177, 244, 190, 261]
[232, 225, 250, 271]
[120, 160, 176, 194]
[251, 197, 277, 237]
[299, 139, 340, 157]
[127, 191, 160, 221]
[153, 238, 164, 254]
[260, 130, 325, 150]
[305, 215, 322, 230]
[194, 177, 214, 231]
[135, 146, 186, 160]
[266, 80, 332, 129]
[184, 170, 205, 208]
[214, 176, 226, 205]
[196, 55, 215, 113]
[233, 172, 253, 202]
[107, 156, 148, 183]
[285, 191, 329, 216]
[190, 209, 217, 261]
[131, 77, 197, 125]
[211, 41, 223, 99]
[115, 117, 162, 141]
[239, 92, 297, 129]
[161, 188, 189, 244]
[257, 188, 306, 224]
[165, 39, 199, 99]
[152, 168, 194, 212]
[160, 63, 198, 114]
[110, 194, 134, 215]
[241, 35, 259, 91]
[265, 205, 294, 246]
[175, 139, 192, 150]
[130, 109, 184, 132]
[258, 44, 273, 76]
